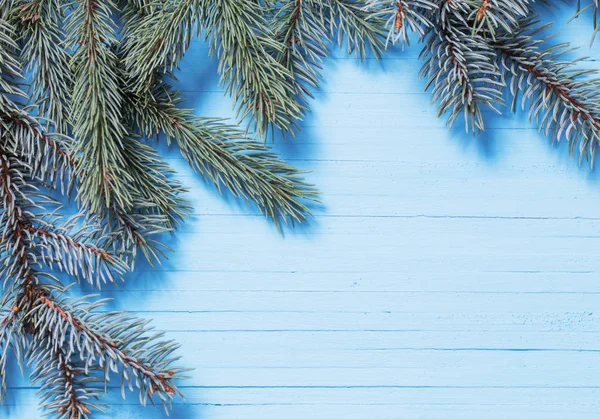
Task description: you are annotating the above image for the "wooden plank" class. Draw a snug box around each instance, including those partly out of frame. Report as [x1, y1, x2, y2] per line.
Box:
[2, 388, 600, 418]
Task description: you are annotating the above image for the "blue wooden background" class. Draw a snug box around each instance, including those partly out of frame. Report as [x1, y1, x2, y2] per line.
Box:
[3, 4, 600, 418]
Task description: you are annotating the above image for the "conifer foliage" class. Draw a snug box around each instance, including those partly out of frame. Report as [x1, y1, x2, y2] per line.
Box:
[0, 0, 378, 417]
[1, 0, 599, 418]
[372, 0, 600, 164]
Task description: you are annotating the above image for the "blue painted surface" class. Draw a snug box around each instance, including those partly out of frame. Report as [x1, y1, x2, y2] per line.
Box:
[3, 4, 600, 418]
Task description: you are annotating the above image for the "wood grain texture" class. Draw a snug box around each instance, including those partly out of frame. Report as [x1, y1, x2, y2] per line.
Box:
[3, 5, 600, 418]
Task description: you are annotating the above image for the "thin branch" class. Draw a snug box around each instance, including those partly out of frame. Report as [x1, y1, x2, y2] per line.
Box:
[127, 82, 319, 228]
[26, 284, 182, 406]
[15, 0, 71, 133]
[419, 0, 504, 132]
[65, 0, 133, 214]
[494, 20, 600, 164]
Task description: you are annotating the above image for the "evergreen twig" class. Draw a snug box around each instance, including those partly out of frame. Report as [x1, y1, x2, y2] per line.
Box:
[494, 19, 600, 165]
[202, 0, 304, 137]
[15, 0, 71, 133]
[419, 1, 505, 132]
[65, 0, 133, 214]
[127, 82, 319, 228]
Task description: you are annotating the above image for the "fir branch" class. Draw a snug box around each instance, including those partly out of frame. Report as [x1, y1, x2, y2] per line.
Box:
[2, 12, 128, 291]
[419, 0, 504, 132]
[123, 0, 316, 228]
[23, 220, 128, 288]
[0, 75, 124, 288]
[25, 284, 183, 410]
[120, 137, 190, 231]
[0, 154, 39, 290]
[327, 0, 387, 58]
[494, 20, 600, 165]
[124, 0, 305, 137]
[368, 0, 435, 47]
[66, 1, 190, 258]
[121, 0, 201, 93]
[65, 0, 133, 214]
[99, 138, 191, 268]
[103, 207, 173, 267]
[267, 0, 390, 121]
[467, 0, 531, 38]
[29, 340, 105, 418]
[3, 106, 186, 269]
[201, 0, 304, 137]
[2, 104, 183, 270]
[270, 0, 329, 110]
[14, 0, 71, 133]
[127, 83, 319, 228]
[1, 111, 75, 194]
[0, 150, 127, 289]
[0, 17, 27, 114]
